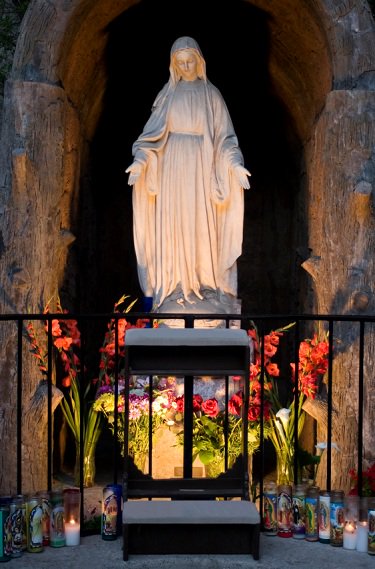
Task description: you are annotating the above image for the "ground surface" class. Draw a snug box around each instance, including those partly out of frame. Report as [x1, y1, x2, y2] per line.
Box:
[12, 532, 375, 569]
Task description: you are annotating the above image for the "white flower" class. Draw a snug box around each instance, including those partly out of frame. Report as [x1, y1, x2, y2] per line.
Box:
[152, 400, 162, 413]
[315, 441, 340, 452]
[153, 395, 169, 415]
[276, 408, 291, 430]
[166, 420, 175, 426]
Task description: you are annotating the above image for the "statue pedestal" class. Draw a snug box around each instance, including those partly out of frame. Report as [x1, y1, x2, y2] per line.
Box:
[155, 295, 242, 329]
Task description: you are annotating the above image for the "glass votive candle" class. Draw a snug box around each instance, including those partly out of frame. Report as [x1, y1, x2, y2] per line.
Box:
[356, 520, 368, 552]
[343, 521, 357, 550]
[368, 497, 375, 555]
[63, 488, 80, 546]
[356, 497, 368, 553]
[344, 495, 359, 523]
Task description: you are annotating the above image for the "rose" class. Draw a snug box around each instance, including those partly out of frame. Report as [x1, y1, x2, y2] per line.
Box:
[228, 392, 243, 416]
[201, 398, 219, 417]
[193, 394, 203, 412]
[175, 395, 184, 413]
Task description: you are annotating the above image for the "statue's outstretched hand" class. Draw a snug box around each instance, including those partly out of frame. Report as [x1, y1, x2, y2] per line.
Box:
[233, 165, 251, 189]
[125, 161, 143, 186]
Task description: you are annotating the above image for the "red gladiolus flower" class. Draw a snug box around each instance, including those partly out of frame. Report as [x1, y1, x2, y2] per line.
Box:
[54, 336, 73, 350]
[263, 401, 271, 421]
[264, 341, 277, 358]
[268, 332, 282, 346]
[266, 362, 280, 377]
[64, 319, 81, 346]
[250, 364, 260, 380]
[62, 376, 71, 387]
[251, 380, 261, 394]
[46, 319, 62, 337]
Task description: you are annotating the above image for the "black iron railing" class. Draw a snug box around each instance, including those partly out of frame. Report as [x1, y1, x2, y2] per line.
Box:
[1, 311, 374, 532]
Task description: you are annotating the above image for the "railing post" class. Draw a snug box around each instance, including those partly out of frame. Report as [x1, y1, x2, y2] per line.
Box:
[357, 321, 365, 496]
[16, 318, 23, 494]
[293, 319, 300, 486]
[258, 320, 265, 519]
[326, 319, 334, 492]
[184, 314, 194, 478]
[114, 314, 119, 483]
[47, 317, 53, 491]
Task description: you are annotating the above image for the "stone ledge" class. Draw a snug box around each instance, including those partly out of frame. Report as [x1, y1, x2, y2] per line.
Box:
[125, 328, 250, 346]
[122, 499, 260, 524]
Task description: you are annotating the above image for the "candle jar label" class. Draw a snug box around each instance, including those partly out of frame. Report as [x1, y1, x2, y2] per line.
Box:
[263, 484, 277, 535]
[101, 487, 118, 540]
[292, 494, 305, 538]
[0, 506, 11, 560]
[319, 493, 330, 543]
[9, 498, 24, 557]
[50, 504, 65, 547]
[50, 491, 65, 547]
[37, 492, 51, 546]
[305, 496, 319, 541]
[26, 498, 43, 553]
[369, 510, 375, 555]
[330, 498, 345, 546]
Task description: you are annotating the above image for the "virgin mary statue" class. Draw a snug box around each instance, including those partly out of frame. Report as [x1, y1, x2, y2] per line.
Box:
[126, 36, 250, 315]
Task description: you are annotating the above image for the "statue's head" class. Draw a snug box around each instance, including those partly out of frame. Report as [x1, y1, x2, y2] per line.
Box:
[169, 36, 206, 84]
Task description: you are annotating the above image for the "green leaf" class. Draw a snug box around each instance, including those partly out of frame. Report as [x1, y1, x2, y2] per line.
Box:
[198, 450, 216, 465]
[297, 447, 321, 466]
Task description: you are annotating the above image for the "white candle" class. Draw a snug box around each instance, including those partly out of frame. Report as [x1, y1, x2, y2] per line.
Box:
[356, 521, 368, 553]
[343, 522, 357, 550]
[65, 518, 80, 546]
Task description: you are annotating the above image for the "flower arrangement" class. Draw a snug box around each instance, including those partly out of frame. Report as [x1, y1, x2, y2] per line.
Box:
[91, 302, 177, 466]
[249, 323, 330, 485]
[172, 393, 226, 473]
[349, 462, 375, 496]
[164, 379, 264, 478]
[26, 293, 139, 486]
[93, 376, 176, 466]
[26, 296, 101, 487]
[26, 297, 331, 488]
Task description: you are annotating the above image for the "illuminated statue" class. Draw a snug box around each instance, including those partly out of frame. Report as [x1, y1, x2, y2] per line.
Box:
[126, 36, 250, 315]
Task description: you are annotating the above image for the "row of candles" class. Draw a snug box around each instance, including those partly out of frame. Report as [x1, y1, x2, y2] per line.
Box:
[263, 481, 375, 554]
[0, 488, 82, 560]
[0, 484, 123, 561]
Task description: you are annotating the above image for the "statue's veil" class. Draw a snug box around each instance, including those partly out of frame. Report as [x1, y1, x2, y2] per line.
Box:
[169, 36, 207, 84]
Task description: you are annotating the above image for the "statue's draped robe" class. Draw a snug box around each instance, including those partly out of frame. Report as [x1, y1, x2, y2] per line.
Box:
[132, 78, 245, 308]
